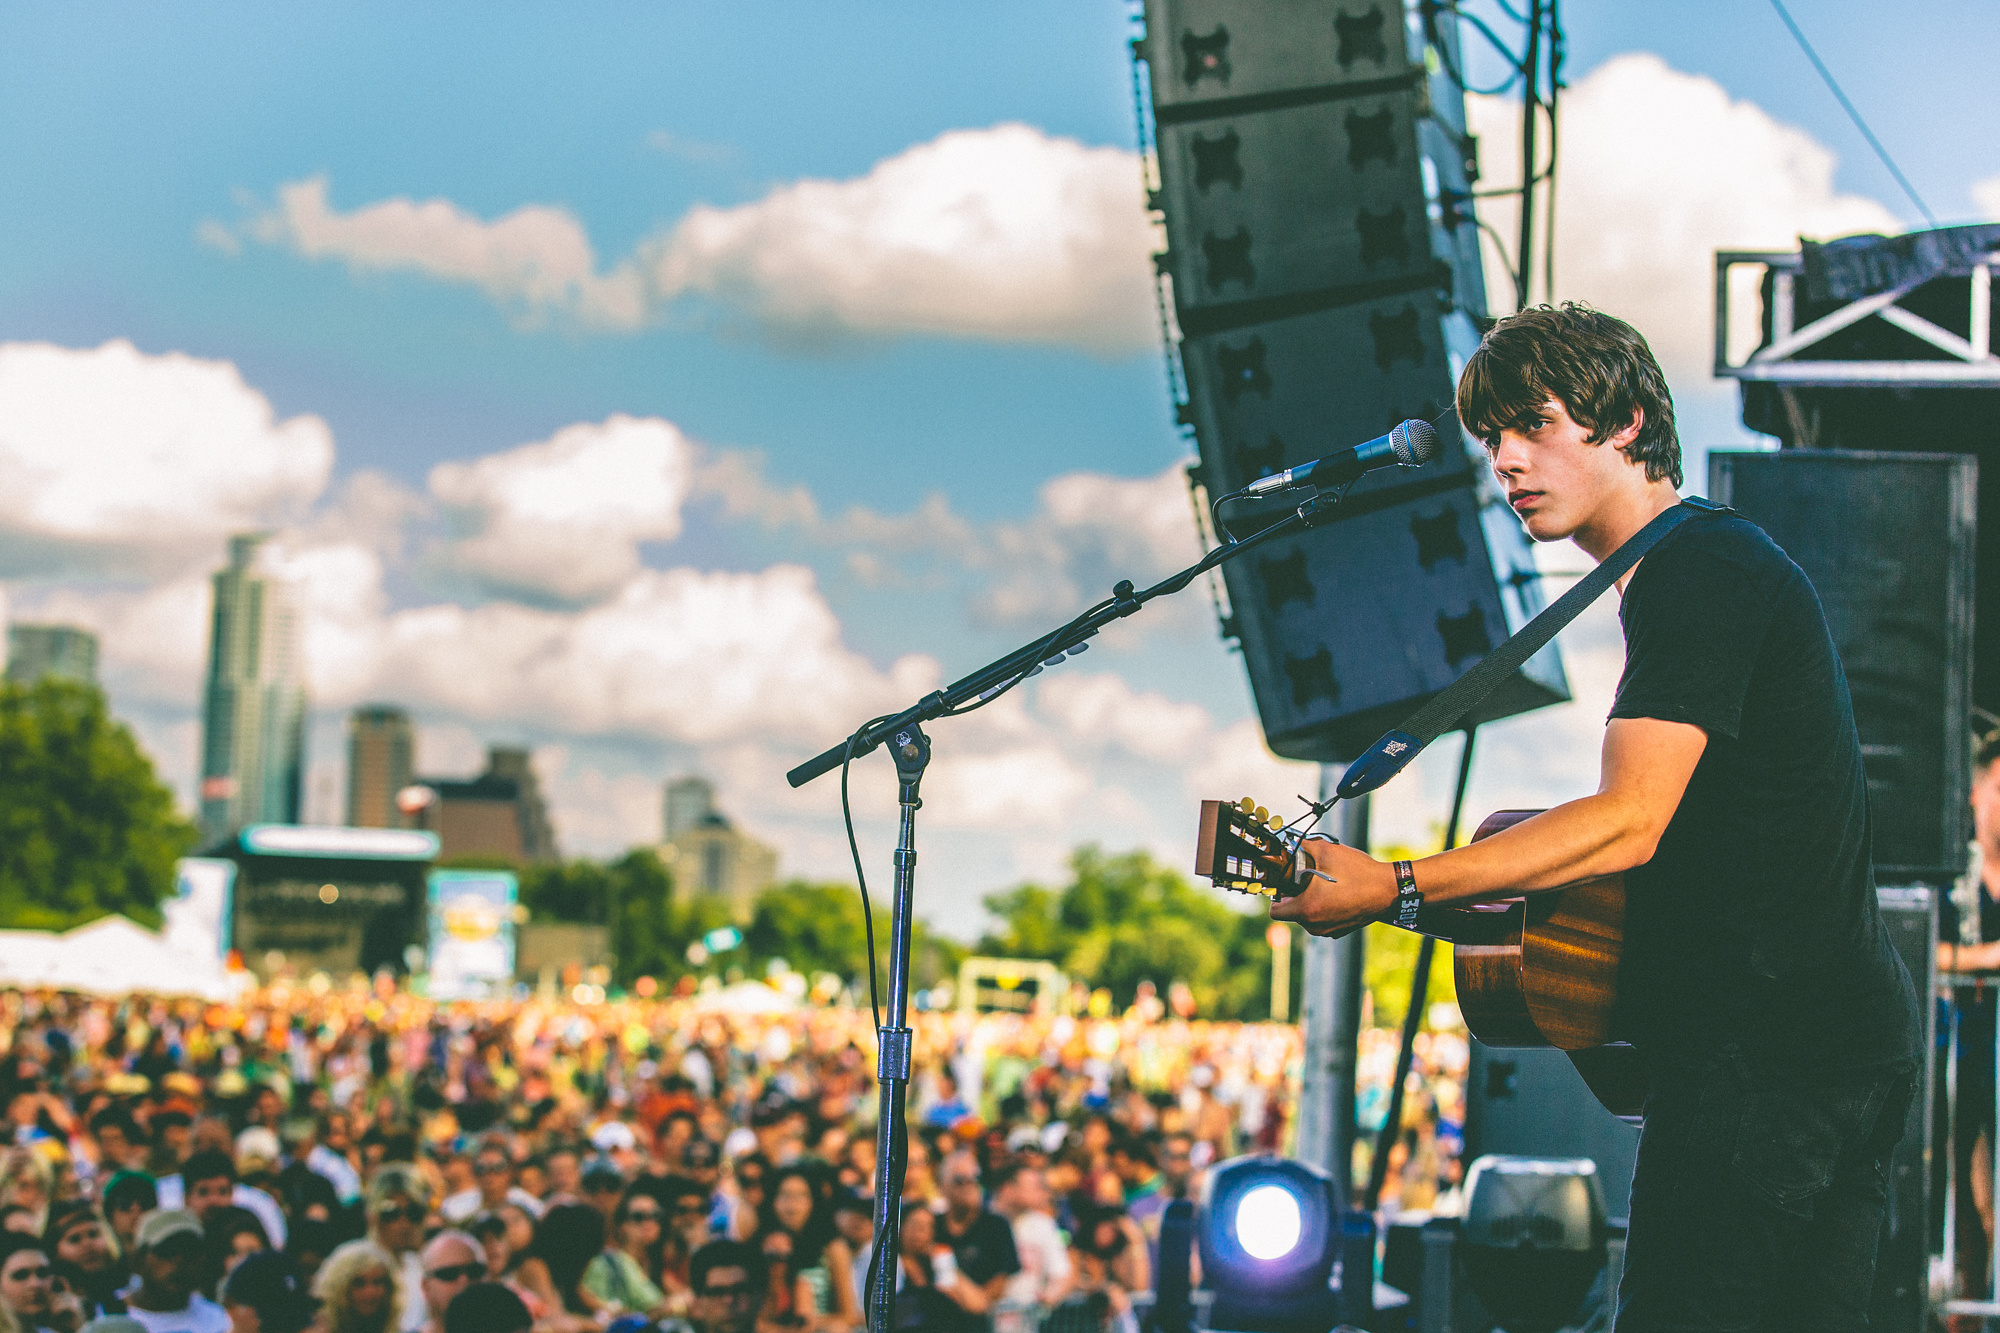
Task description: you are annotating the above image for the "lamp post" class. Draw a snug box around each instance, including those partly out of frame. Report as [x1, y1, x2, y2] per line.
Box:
[1268, 922, 1291, 1023]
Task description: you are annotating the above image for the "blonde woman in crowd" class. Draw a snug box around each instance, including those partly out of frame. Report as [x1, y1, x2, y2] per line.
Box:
[0, 1154, 52, 1238]
[313, 1239, 403, 1333]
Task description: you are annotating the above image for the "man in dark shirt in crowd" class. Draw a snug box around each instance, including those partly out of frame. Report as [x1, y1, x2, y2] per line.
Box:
[679, 1240, 763, 1333]
[937, 1149, 1020, 1333]
[1274, 303, 1921, 1331]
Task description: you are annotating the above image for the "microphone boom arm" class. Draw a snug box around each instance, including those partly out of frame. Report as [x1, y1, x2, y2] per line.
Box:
[785, 486, 1350, 789]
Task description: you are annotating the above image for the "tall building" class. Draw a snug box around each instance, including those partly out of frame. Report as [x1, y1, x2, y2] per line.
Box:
[659, 776, 777, 920]
[664, 775, 716, 841]
[347, 705, 415, 828]
[199, 534, 307, 845]
[5, 624, 98, 686]
[410, 745, 559, 864]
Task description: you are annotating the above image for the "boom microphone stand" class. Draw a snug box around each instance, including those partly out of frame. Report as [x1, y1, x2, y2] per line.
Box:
[787, 486, 1354, 1333]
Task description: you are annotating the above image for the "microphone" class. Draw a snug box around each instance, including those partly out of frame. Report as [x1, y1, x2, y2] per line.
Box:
[1241, 419, 1440, 495]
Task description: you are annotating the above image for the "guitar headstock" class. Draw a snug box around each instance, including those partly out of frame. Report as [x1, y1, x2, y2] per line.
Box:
[1196, 796, 1297, 898]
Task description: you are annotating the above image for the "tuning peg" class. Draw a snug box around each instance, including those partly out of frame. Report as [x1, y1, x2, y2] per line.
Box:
[1266, 813, 1284, 830]
[1237, 797, 1256, 813]
[1253, 805, 1268, 823]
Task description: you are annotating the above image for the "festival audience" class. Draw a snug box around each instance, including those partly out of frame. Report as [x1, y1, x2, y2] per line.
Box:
[0, 982, 1468, 1333]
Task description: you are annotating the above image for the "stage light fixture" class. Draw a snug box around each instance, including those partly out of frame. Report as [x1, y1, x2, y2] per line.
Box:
[1460, 1155, 1608, 1333]
[1196, 1154, 1369, 1332]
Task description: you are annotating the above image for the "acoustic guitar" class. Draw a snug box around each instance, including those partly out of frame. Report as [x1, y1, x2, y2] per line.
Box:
[1196, 797, 1647, 1119]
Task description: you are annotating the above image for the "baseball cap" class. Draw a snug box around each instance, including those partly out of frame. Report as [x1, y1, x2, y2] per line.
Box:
[589, 1122, 638, 1153]
[580, 1159, 625, 1193]
[135, 1209, 202, 1250]
[235, 1126, 281, 1168]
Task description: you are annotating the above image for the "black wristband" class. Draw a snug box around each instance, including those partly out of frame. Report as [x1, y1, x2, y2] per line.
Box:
[1391, 860, 1422, 930]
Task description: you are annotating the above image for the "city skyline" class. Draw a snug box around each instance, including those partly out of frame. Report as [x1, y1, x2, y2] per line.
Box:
[0, 4, 1992, 934]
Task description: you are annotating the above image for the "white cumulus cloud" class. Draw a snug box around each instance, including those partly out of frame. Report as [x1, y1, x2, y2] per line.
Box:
[0, 340, 332, 577]
[646, 123, 1158, 352]
[1469, 53, 1900, 379]
[976, 465, 1203, 628]
[429, 415, 694, 605]
[1037, 672, 1211, 763]
[220, 125, 1159, 354]
[232, 176, 648, 330]
[365, 565, 938, 748]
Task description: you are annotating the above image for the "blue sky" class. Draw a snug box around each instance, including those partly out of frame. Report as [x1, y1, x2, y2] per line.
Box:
[1, 2, 1993, 936]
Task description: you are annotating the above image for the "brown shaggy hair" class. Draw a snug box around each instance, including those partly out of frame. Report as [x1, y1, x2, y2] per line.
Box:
[1457, 303, 1682, 487]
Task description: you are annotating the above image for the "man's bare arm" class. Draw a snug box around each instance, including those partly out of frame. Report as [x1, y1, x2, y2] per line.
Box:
[1270, 716, 1708, 937]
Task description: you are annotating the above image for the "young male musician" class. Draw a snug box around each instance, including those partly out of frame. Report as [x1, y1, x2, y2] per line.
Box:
[1270, 303, 1921, 1329]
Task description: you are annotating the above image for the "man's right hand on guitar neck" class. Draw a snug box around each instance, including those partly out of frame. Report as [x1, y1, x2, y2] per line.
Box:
[1271, 716, 1707, 936]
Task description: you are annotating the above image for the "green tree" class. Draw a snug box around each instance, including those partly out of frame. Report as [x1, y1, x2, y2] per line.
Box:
[605, 849, 679, 984]
[516, 858, 611, 924]
[0, 679, 196, 930]
[977, 846, 1283, 1019]
[743, 880, 963, 989]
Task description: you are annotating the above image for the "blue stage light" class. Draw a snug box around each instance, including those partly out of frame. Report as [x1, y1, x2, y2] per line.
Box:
[1196, 1155, 1369, 1332]
[1235, 1183, 1303, 1260]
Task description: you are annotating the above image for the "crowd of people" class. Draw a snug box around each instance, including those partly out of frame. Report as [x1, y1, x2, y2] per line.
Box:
[0, 981, 1466, 1333]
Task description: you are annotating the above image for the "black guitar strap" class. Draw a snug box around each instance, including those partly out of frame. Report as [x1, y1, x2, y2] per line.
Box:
[1335, 496, 1733, 801]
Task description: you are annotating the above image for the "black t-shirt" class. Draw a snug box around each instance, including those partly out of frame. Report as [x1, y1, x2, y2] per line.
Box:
[941, 1209, 1020, 1333]
[1607, 514, 1920, 1076]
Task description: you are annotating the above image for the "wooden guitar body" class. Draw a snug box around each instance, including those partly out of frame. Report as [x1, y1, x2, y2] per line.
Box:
[1418, 810, 1647, 1119]
[1193, 798, 1649, 1119]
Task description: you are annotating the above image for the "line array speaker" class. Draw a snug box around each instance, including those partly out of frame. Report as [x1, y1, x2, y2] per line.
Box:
[1141, 0, 1567, 761]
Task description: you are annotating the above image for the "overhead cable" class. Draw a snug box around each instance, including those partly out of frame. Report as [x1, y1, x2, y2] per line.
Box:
[1766, 0, 1937, 228]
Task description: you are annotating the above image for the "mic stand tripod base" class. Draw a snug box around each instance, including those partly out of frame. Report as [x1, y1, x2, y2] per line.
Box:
[866, 723, 929, 1333]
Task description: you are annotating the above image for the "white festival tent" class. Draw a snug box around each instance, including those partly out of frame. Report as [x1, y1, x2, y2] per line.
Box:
[0, 914, 248, 1000]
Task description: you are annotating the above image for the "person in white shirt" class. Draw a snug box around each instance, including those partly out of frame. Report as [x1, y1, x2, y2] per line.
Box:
[991, 1163, 1072, 1318]
[438, 1139, 542, 1225]
[365, 1166, 434, 1333]
[121, 1209, 230, 1333]
[174, 1149, 287, 1252]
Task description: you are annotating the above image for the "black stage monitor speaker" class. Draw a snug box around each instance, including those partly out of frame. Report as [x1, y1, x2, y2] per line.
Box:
[1465, 1046, 1639, 1222]
[1710, 449, 1976, 878]
[1870, 884, 1937, 1333]
[1140, 0, 1568, 762]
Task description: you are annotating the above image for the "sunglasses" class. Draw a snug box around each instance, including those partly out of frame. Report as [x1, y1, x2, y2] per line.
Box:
[474, 1162, 511, 1176]
[701, 1282, 757, 1301]
[375, 1204, 427, 1223]
[427, 1264, 484, 1284]
[2, 1265, 51, 1282]
[624, 1209, 662, 1223]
